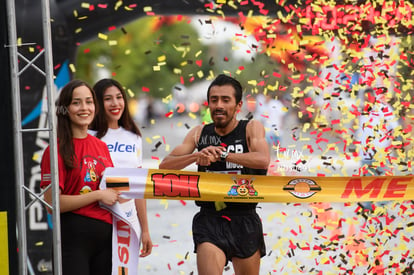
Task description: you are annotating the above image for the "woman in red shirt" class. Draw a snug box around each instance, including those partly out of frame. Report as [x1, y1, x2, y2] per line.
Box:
[41, 79, 119, 275]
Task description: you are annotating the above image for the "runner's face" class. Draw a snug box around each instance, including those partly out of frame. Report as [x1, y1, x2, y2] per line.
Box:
[67, 86, 95, 131]
[208, 85, 241, 129]
[103, 86, 125, 128]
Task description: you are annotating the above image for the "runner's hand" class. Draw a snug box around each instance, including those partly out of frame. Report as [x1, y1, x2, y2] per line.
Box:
[197, 146, 225, 165]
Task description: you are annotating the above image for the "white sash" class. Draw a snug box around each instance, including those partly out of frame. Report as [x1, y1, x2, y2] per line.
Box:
[100, 199, 141, 275]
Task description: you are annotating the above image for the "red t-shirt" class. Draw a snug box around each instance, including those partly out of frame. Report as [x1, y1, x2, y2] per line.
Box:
[40, 134, 114, 224]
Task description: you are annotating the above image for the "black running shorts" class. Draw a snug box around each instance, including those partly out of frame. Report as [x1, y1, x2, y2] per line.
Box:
[192, 207, 266, 264]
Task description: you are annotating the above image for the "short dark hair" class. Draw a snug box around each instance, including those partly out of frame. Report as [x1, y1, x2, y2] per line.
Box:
[207, 74, 243, 104]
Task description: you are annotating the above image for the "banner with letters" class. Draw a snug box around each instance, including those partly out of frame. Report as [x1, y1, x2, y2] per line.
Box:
[100, 167, 414, 203]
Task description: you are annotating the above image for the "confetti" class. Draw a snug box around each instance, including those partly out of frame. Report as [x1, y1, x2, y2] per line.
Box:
[66, 2, 414, 274]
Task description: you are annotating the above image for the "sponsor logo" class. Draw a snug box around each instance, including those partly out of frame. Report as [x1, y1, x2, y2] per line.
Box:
[83, 159, 98, 182]
[124, 209, 133, 218]
[151, 173, 201, 198]
[283, 178, 321, 199]
[106, 177, 130, 191]
[275, 146, 311, 173]
[117, 220, 131, 273]
[198, 135, 222, 146]
[108, 142, 136, 153]
[227, 177, 258, 197]
[341, 177, 409, 199]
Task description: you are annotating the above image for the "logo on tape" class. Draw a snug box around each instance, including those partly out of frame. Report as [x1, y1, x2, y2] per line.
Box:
[283, 178, 321, 199]
[227, 177, 258, 197]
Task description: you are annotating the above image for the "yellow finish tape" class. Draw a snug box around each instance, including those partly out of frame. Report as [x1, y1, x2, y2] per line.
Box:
[101, 168, 414, 203]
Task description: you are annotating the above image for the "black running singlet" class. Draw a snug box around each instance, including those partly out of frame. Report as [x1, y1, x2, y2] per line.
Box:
[196, 120, 267, 210]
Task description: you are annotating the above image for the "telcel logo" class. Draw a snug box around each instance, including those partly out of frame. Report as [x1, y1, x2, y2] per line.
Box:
[108, 142, 136, 153]
[283, 178, 321, 199]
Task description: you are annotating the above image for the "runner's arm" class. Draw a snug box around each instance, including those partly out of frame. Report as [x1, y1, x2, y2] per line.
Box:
[224, 120, 270, 169]
[159, 125, 203, 170]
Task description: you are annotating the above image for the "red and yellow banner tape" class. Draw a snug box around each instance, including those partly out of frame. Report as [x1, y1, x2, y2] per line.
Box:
[100, 167, 414, 203]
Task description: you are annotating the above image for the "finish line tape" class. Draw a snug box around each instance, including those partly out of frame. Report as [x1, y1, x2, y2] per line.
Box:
[100, 167, 414, 203]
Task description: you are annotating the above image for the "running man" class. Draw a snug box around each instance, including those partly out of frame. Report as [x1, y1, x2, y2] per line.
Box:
[159, 74, 270, 275]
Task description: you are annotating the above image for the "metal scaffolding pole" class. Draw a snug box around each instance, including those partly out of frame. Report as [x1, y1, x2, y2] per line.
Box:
[6, 1, 27, 273]
[41, 0, 62, 273]
[6, 0, 62, 274]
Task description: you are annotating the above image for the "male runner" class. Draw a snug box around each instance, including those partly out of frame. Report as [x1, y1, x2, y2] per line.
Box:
[159, 74, 270, 275]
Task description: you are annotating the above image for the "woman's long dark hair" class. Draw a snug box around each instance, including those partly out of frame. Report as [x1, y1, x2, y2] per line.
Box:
[90, 78, 141, 138]
[56, 79, 97, 169]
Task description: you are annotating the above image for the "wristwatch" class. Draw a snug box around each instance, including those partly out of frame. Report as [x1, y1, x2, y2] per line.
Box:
[220, 151, 229, 162]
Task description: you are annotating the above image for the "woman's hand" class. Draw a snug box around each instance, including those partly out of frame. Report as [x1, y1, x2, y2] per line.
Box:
[140, 231, 153, 257]
[99, 189, 120, 205]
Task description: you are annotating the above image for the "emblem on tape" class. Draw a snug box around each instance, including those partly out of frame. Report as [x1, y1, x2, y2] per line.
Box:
[283, 178, 321, 199]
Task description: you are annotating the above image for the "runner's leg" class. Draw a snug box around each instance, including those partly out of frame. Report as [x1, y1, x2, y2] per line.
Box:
[196, 242, 226, 275]
[232, 250, 261, 275]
